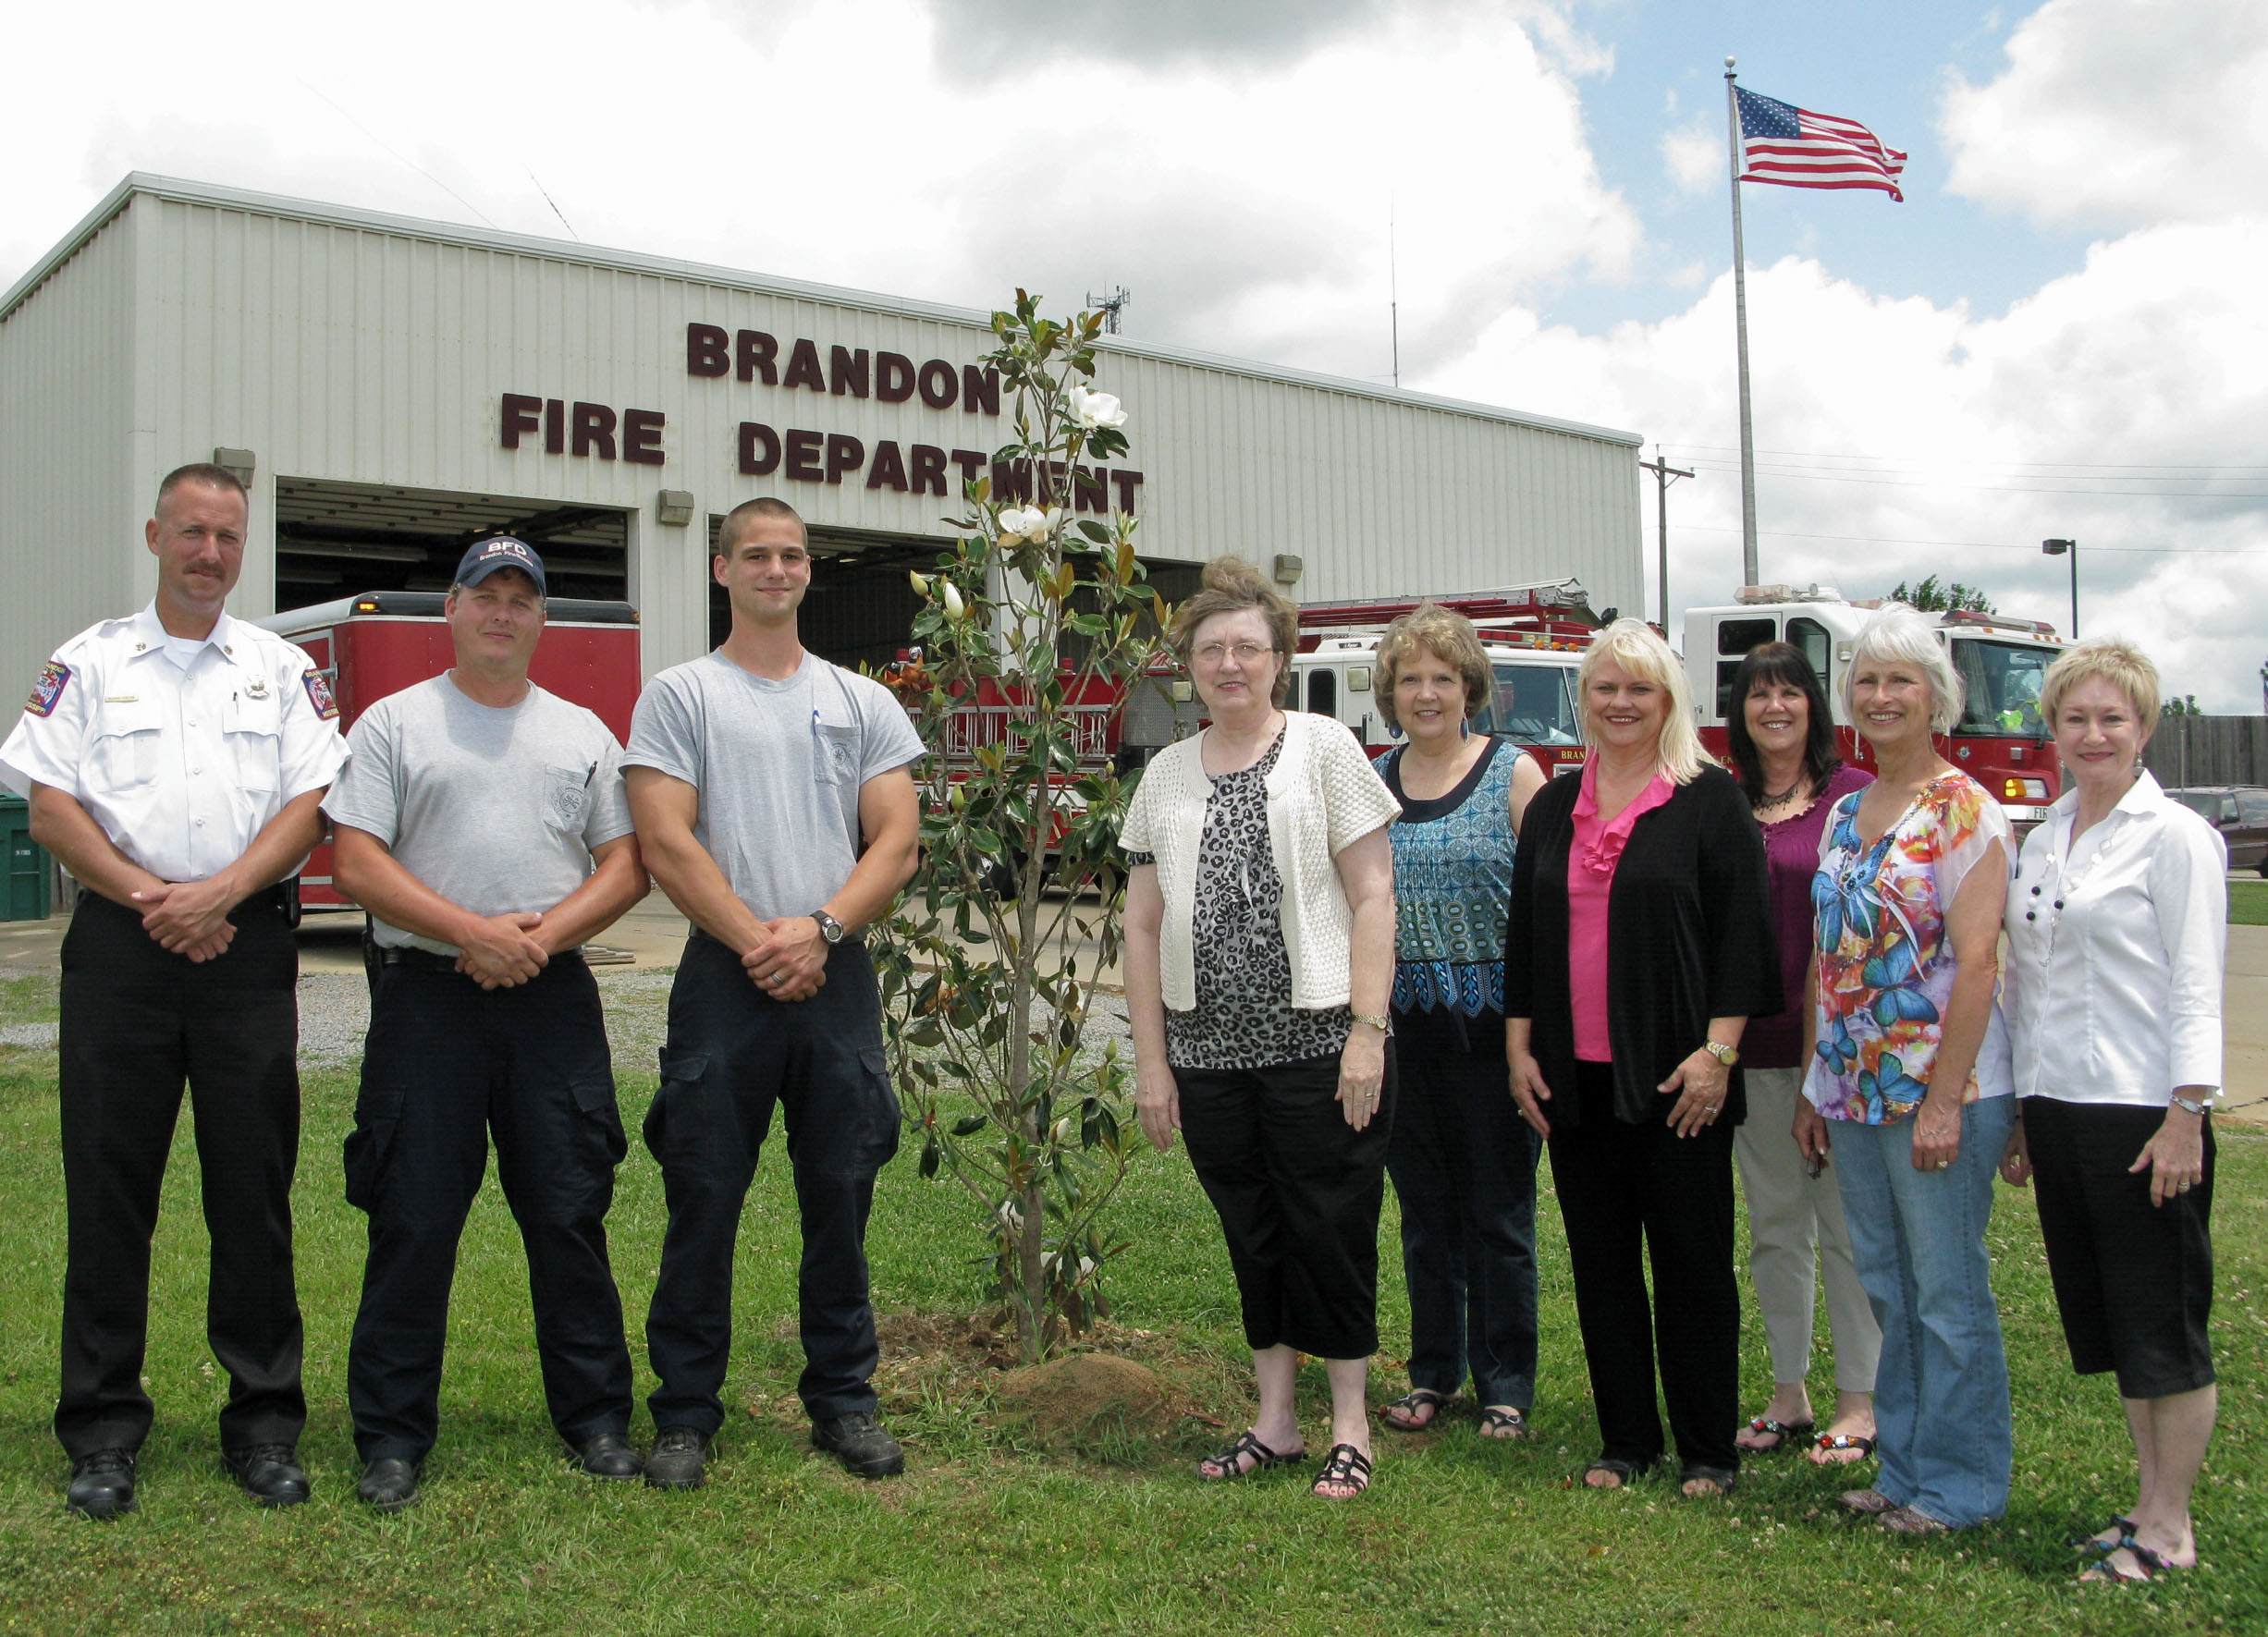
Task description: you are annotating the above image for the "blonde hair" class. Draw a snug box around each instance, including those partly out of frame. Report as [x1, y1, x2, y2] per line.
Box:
[2039, 637, 2161, 727]
[1841, 605, 1966, 734]
[1577, 618, 1707, 783]
[1376, 605, 1492, 733]
[1167, 556, 1300, 706]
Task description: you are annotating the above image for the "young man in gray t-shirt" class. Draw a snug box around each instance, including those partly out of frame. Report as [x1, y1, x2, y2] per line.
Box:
[323, 538, 651, 1513]
[624, 496, 921, 1488]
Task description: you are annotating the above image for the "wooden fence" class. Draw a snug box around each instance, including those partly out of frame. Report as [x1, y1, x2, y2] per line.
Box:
[2144, 716, 2268, 789]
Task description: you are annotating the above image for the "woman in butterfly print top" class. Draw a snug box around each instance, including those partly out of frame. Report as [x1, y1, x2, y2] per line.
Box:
[1793, 606, 2022, 1536]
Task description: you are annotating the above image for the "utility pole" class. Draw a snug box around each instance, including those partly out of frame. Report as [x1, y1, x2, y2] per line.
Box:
[1640, 446, 1695, 636]
[1085, 286, 1131, 335]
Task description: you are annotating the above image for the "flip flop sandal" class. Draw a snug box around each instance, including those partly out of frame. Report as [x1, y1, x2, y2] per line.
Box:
[1477, 1405, 1529, 1439]
[1583, 1458, 1642, 1490]
[1839, 1487, 1898, 1516]
[1679, 1464, 1737, 1497]
[1809, 1432, 1877, 1465]
[2068, 1514, 2138, 1551]
[1310, 1443, 1373, 1499]
[1379, 1388, 1449, 1431]
[2081, 1533, 2178, 1584]
[1736, 1415, 1816, 1452]
[1196, 1430, 1306, 1481]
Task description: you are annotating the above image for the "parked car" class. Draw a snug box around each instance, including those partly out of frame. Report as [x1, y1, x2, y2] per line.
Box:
[2165, 785, 2268, 874]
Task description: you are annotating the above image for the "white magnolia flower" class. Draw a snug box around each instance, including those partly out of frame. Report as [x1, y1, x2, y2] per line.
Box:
[996, 505, 1064, 544]
[942, 581, 967, 620]
[1068, 385, 1127, 430]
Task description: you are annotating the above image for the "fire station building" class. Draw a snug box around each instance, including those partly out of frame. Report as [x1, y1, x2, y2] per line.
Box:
[1, 174, 1644, 688]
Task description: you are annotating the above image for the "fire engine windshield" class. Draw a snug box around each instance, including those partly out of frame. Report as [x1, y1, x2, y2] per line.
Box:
[1950, 638, 2057, 739]
[1486, 662, 1583, 745]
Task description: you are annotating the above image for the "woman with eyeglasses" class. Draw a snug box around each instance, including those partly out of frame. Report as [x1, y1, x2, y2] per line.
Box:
[1795, 605, 2020, 1537]
[2001, 640, 2224, 1585]
[1122, 556, 1400, 1500]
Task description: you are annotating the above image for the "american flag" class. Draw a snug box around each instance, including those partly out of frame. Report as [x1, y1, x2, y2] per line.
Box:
[1735, 87, 1906, 202]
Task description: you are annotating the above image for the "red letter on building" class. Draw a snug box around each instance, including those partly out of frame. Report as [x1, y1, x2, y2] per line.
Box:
[784, 429, 825, 481]
[739, 422, 782, 476]
[825, 434, 865, 483]
[962, 365, 1000, 416]
[866, 441, 909, 492]
[908, 445, 949, 497]
[501, 393, 543, 449]
[737, 331, 778, 385]
[571, 403, 619, 459]
[783, 339, 827, 393]
[876, 352, 916, 404]
[917, 360, 959, 409]
[686, 324, 729, 378]
[623, 409, 667, 466]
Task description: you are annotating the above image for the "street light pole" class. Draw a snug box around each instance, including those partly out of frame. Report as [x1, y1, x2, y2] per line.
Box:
[2041, 538, 2078, 638]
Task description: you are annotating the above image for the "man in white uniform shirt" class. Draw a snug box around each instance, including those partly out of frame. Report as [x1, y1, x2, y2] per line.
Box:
[625, 496, 922, 1488]
[325, 537, 649, 1512]
[0, 464, 348, 1519]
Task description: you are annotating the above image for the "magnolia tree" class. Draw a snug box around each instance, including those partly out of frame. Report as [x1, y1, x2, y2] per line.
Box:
[875, 291, 1171, 1362]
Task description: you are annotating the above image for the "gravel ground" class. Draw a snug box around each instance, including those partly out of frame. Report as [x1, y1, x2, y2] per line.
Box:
[4, 966, 1132, 1076]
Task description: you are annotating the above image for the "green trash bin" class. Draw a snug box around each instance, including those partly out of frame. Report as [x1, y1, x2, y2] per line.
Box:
[0, 793, 52, 922]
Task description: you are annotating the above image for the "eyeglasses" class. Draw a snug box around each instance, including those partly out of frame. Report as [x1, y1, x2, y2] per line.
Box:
[1192, 641, 1276, 666]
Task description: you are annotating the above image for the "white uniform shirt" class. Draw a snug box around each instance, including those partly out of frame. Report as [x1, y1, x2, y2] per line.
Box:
[0, 604, 349, 883]
[2002, 770, 2225, 1106]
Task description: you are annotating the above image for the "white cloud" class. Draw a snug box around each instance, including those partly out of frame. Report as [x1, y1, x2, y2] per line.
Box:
[1660, 117, 1720, 196]
[1419, 218, 2268, 709]
[1943, 0, 2268, 228]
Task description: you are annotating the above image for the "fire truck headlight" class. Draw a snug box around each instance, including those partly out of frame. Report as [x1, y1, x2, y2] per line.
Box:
[2002, 777, 2050, 801]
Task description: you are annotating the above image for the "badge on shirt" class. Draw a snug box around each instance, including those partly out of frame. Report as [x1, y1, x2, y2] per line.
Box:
[24, 661, 69, 718]
[246, 676, 270, 700]
[302, 669, 339, 720]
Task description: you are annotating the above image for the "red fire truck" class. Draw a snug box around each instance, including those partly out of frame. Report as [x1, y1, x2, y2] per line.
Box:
[255, 591, 643, 913]
[1685, 585, 2066, 829]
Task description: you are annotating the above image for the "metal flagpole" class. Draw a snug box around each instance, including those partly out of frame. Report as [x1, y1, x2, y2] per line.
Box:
[1725, 57, 1759, 587]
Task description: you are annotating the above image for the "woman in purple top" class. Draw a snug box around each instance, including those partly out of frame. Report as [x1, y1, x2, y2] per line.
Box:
[1722, 643, 1882, 1467]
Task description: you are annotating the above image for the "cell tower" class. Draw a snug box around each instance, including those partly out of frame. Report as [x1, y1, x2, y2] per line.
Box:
[1085, 286, 1132, 335]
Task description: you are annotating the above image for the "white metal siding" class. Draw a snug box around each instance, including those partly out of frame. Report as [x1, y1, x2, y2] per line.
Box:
[0, 211, 141, 698]
[6, 177, 1643, 686]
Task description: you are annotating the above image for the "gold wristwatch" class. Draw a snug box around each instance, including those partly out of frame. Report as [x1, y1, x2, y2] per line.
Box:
[1352, 1012, 1393, 1036]
[1703, 1040, 1740, 1067]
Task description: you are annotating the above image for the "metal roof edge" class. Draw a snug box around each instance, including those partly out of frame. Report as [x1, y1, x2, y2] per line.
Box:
[5, 173, 1643, 450]
[0, 174, 143, 323]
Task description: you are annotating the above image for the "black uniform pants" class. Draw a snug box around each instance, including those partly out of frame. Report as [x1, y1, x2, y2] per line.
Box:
[343, 951, 633, 1462]
[643, 934, 901, 1436]
[1546, 1060, 1742, 1475]
[55, 888, 304, 1459]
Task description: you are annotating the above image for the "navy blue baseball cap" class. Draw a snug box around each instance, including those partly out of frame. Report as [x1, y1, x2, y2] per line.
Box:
[454, 535, 546, 594]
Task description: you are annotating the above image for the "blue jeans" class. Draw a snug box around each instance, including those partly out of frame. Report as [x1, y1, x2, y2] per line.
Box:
[1385, 1005, 1541, 1408]
[1832, 1096, 2016, 1527]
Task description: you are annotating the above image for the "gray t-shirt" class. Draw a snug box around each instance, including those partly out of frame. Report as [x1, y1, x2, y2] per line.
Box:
[324, 675, 635, 954]
[622, 650, 924, 921]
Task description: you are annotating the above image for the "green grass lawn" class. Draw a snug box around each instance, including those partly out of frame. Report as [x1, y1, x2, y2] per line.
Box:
[2228, 880, 2268, 926]
[0, 1035, 2261, 1635]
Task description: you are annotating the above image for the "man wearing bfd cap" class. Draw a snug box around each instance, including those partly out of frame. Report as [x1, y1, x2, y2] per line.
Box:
[0, 463, 348, 1519]
[325, 536, 649, 1512]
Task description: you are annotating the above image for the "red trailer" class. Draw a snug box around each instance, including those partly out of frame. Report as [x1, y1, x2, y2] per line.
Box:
[255, 592, 642, 912]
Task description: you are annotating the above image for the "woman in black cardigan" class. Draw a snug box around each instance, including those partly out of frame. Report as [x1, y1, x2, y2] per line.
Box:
[1505, 619, 1779, 1497]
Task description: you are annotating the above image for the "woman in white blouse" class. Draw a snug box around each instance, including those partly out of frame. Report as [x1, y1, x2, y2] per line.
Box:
[2001, 639, 2224, 1586]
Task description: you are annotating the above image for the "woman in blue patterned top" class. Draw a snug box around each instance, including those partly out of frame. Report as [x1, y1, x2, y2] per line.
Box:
[1373, 606, 1551, 1439]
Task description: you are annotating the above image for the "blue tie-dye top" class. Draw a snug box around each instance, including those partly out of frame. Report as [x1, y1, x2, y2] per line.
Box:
[1385, 736, 1520, 1016]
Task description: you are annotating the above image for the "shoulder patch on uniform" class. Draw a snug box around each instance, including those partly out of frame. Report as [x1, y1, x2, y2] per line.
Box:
[302, 669, 339, 720]
[25, 661, 70, 718]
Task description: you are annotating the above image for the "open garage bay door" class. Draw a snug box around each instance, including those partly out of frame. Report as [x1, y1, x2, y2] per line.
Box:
[274, 479, 628, 614]
[704, 517, 1201, 673]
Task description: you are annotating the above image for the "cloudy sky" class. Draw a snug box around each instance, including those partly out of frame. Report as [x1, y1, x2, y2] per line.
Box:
[8, 0, 2265, 705]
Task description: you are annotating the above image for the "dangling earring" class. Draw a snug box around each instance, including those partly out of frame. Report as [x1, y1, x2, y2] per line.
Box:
[1458, 717, 1470, 741]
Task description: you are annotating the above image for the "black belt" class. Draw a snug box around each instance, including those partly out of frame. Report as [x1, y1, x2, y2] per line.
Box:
[378, 945, 586, 972]
[75, 883, 293, 918]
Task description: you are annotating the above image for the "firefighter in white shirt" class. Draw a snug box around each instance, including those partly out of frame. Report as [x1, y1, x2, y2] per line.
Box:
[0, 463, 348, 1521]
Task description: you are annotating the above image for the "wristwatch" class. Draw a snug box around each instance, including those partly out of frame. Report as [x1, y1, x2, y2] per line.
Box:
[1703, 1040, 1740, 1067]
[2170, 1093, 2208, 1116]
[811, 909, 846, 946]
[1351, 1012, 1393, 1036]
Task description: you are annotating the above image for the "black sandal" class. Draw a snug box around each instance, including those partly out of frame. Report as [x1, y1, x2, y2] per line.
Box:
[1736, 1415, 1815, 1453]
[1679, 1463, 1737, 1497]
[1311, 1443, 1373, 1499]
[1477, 1405, 1528, 1439]
[2082, 1532, 2179, 1584]
[1195, 1430, 1306, 1481]
[1583, 1458, 1641, 1490]
[2069, 1513, 2138, 1551]
[1379, 1388, 1449, 1432]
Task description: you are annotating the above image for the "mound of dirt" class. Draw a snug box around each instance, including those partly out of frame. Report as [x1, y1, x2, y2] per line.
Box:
[995, 1353, 1173, 1448]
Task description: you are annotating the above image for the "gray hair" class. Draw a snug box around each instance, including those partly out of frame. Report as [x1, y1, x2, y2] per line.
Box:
[1841, 605, 1965, 734]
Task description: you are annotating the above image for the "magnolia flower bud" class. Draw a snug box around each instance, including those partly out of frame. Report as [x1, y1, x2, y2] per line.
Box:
[908, 569, 931, 595]
[942, 581, 966, 620]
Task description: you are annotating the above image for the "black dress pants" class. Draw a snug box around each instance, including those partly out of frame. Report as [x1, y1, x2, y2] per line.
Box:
[1546, 1060, 1741, 1474]
[643, 935, 902, 1436]
[55, 889, 304, 1459]
[343, 952, 633, 1462]
[1176, 1050, 1395, 1361]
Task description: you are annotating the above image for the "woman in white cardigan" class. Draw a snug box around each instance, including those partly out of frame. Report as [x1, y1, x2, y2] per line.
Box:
[2001, 639, 2225, 1585]
[1122, 556, 1399, 1500]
